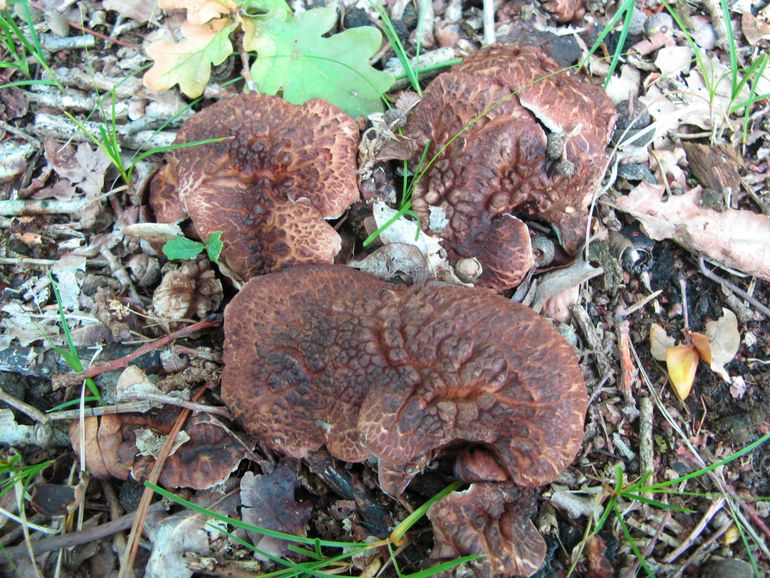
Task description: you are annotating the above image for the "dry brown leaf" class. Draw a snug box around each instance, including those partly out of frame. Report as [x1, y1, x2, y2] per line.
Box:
[705, 308, 741, 382]
[240, 463, 312, 561]
[742, 12, 770, 45]
[616, 183, 770, 281]
[666, 345, 699, 401]
[691, 332, 712, 364]
[650, 323, 675, 361]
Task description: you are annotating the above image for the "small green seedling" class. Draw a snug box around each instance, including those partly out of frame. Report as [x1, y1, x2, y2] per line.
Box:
[163, 231, 224, 263]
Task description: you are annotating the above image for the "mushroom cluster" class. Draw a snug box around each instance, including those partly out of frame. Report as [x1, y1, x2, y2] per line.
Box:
[399, 45, 616, 291]
[222, 264, 588, 575]
[150, 93, 359, 280]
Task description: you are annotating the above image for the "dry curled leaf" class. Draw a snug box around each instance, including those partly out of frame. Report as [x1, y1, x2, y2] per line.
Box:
[240, 463, 312, 561]
[705, 308, 741, 382]
[650, 323, 676, 361]
[616, 183, 770, 281]
[666, 344, 699, 401]
[691, 331, 712, 364]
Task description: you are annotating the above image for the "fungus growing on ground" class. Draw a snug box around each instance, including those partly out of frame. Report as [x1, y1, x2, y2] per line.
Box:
[222, 265, 586, 574]
[397, 45, 616, 291]
[428, 483, 547, 577]
[150, 93, 359, 280]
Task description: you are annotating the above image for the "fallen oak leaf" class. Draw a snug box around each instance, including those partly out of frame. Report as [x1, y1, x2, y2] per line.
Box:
[242, 5, 394, 116]
[666, 344, 700, 401]
[616, 182, 770, 281]
[143, 19, 236, 98]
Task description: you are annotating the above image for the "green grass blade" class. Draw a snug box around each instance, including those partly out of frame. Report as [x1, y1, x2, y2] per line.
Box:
[390, 480, 462, 544]
[146, 482, 362, 548]
[613, 501, 655, 577]
[640, 431, 770, 492]
[371, 1, 421, 95]
[48, 272, 102, 402]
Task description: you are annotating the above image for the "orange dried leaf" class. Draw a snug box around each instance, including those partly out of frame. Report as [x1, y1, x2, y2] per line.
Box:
[691, 332, 712, 363]
[650, 323, 675, 361]
[666, 345, 699, 401]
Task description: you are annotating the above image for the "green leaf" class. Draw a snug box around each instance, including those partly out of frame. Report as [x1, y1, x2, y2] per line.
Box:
[243, 7, 394, 117]
[204, 231, 223, 262]
[163, 236, 205, 260]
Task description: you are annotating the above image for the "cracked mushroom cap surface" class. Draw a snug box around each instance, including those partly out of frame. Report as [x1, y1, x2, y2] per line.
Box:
[428, 483, 547, 578]
[222, 265, 587, 495]
[403, 45, 616, 291]
[149, 94, 359, 280]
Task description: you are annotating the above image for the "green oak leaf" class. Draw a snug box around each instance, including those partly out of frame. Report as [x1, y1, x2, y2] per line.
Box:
[243, 7, 394, 117]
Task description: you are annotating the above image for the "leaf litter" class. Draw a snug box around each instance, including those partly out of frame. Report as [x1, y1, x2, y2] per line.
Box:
[0, 0, 769, 576]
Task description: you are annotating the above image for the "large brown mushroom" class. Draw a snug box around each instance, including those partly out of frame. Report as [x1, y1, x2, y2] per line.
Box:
[397, 45, 616, 291]
[222, 265, 588, 577]
[150, 94, 359, 280]
[222, 265, 587, 496]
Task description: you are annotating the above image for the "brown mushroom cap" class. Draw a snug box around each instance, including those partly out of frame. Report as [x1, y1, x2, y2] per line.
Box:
[403, 45, 616, 291]
[149, 94, 359, 279]
[222, 265, 587, 495]
[428, 483, 547, 578]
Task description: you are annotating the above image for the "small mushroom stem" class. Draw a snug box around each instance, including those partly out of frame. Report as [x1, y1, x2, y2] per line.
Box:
[482, 0, 496, 45]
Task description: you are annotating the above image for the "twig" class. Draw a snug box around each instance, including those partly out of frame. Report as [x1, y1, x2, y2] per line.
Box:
[0, 502, 166, 561]
[99, 246, 142, 305]
[0, 257, 108, 268]
[482, 0, 496, 45]
[0, 198, 96, 216]
[615, 312, 637, 411]
[53, 316, 222, 389]
[639, 396, 654, 485]
[100, 480, 127, 558]
[0, 389, 48, 423]
[678, 275, 690, 332]
[39, 33, 94, 51]
[572, 304, 614, 380]
[698, 256, 770, 318]
[664, 497, 726, 563]
[0, 120, 42, 147]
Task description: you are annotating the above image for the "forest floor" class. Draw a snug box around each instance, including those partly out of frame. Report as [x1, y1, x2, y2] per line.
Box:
[0, 0, 769, 577]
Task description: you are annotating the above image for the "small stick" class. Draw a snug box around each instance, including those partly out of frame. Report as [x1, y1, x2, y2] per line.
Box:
[678, 275, 690, 332]
[0, 502, 166, 561]
[482, 0, 496, 45]
[664, 497, 726, 563]
[29, 1, 139, 49]
[52, 317, 222, 389]
[0, 389, 48, 423]
[698, 256, 770, 318]
[0, 120, 42, 147]
[99, 246, 142, 305]
[639, 396, 654, 486]
[615, 311, 637, 410]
